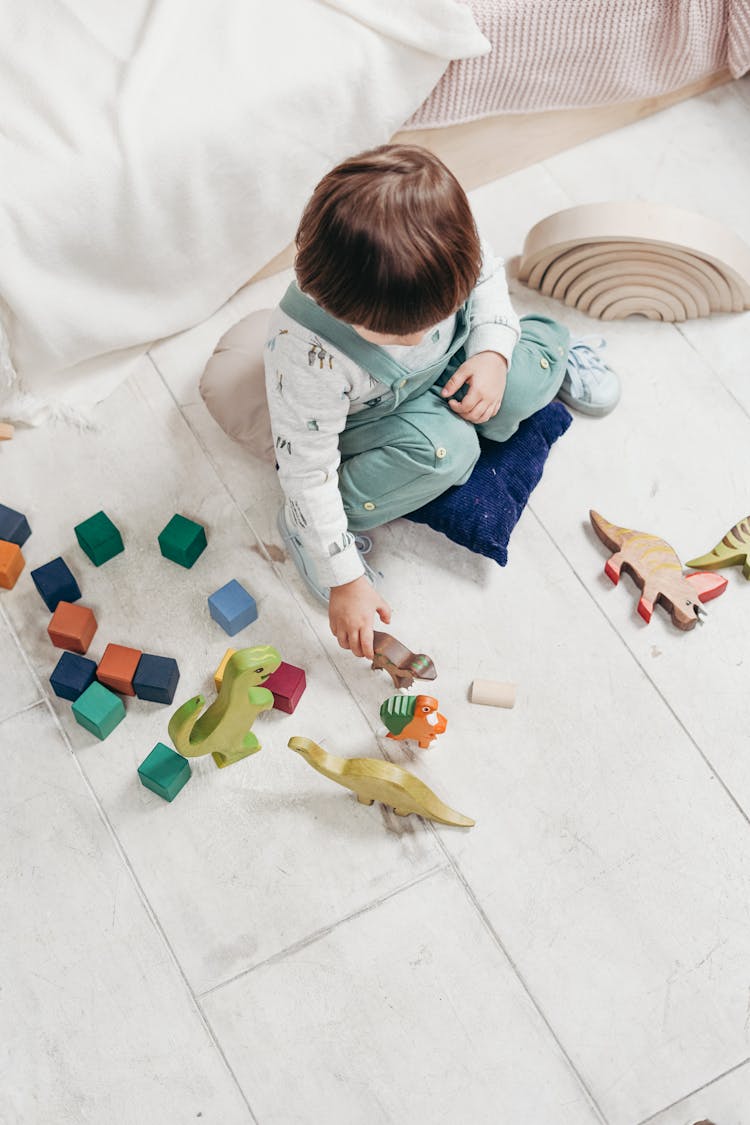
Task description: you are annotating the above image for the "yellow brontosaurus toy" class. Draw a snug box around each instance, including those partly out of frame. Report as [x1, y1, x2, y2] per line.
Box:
[168, 645, 281, 769]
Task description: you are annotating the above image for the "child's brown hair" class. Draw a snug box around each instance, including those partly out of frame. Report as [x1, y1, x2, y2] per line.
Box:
[294, 145, 482, 335]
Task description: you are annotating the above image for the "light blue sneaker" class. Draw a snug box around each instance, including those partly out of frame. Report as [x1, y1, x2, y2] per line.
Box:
[558, 336, 621, 416]
[277, 504, 380, 605]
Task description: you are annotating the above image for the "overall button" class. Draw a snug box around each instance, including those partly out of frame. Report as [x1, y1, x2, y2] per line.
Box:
[363, 501, 376, 511]
[398, 379, 407, 388]
[540, 357, 550, 369]
[435, 447, 447, 459]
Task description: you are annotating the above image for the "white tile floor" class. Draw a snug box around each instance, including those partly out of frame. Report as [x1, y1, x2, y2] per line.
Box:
[2, 76, 750, 1125]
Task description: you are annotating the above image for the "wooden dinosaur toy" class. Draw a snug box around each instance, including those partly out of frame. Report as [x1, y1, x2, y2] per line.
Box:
[686, 515, 750, 579]
[379, 694, 447, 749]
[168, 645, 281, 768]
[590, 510, 727, 630]
[288, 736, 474, 826]
[371, 631, 437, 690]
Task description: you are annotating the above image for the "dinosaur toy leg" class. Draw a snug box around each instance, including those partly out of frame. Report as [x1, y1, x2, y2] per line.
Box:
[212, 729, 262, 769]
[605, 552, 625, 585]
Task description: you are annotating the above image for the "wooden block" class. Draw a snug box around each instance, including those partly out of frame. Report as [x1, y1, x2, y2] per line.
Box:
[50, 652, 98, 701]
[214, 648, 237, 691]
[0, 423, 14, 440]
[132, 653, 180, 704]
[138, 742, 192, 801]
[263, 661, 306, 714]
[158, 514, 207, 568]
[0, 503, 31, 546]
[0, 539, 24, 589]
[208, 579, 257, 635]
[47, 601, 98, 654]
[30, 556, 81, 612]
[470, 679, 517, 708]
[74, 510, 124, 566]
[72, 681, 126, 740]
[97, 643, 143, 695]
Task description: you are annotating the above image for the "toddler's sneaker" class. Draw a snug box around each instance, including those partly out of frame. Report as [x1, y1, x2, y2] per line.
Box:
[277, 504, 379, 606]
[558, 336, 621, 416]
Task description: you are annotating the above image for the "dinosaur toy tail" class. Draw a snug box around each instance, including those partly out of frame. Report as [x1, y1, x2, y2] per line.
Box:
[589, 510, 627, 555]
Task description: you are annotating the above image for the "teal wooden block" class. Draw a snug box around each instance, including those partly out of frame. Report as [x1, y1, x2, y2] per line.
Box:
[137, 742, 192, 801]
[158, 514, 207, 568]
[75, 510, 124, 566]
[72, 681, 126, 740]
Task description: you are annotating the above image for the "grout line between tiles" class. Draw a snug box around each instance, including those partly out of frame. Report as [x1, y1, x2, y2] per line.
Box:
[674, 322, 750, 422]
[634, 1052, 750, 1125]
[0, 601, 260, 1125]
[525, 506, 750, 833]
[197, 861, 449, 1001]
[425, 823, 610, 1125]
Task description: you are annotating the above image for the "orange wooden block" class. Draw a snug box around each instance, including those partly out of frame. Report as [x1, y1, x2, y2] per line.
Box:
[97, 642, 143, 695]
[0, 539, 24, 589]
[47, 601, 98, 653]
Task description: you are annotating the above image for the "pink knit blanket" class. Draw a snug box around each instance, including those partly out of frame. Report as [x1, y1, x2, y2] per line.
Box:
[406, 0, 750, 127]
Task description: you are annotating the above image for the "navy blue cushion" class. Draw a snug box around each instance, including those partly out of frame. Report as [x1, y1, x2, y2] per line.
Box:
[405, 401, 572, 565]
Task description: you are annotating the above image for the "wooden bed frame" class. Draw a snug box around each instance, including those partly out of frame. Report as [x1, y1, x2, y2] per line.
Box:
[252, 68, 731, 282]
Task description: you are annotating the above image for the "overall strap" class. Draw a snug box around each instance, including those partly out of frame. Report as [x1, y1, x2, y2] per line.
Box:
[279, 283, 411, 385]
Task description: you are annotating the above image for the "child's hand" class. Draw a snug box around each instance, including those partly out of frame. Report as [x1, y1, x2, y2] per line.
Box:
[440, 351, 508, 424]
[329, 575, 392, 660]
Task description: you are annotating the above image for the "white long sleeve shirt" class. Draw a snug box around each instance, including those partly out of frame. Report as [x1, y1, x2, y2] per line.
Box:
[264, 240, 520, 586]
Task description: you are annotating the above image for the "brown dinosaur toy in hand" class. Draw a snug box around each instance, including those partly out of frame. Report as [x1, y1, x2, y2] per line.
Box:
[590, 510, 727, 630]
[371, 631, 437, 690]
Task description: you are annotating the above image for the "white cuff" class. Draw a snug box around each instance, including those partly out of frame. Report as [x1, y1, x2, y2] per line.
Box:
[316, 541, 366, 588]
[464, 323, 519, 366]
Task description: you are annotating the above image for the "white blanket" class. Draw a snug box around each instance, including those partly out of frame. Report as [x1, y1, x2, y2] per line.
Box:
[0, 0, 489, 421]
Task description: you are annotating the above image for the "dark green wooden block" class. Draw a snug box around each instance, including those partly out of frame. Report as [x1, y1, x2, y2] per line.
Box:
[72, 681, 126, 740]
[158, 514, 207, 568]
[137, 742, 192, 801]
[74, 510, 124, 566]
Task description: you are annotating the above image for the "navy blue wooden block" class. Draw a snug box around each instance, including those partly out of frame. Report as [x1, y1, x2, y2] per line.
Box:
[30, 557, 82, 611]
[0, 503, 31, 546]
[50, 651, 97, 701]
[133, 653, 180, 704]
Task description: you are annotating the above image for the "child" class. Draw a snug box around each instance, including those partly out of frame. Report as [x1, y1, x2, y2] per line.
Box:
[264, 144, 620, 660]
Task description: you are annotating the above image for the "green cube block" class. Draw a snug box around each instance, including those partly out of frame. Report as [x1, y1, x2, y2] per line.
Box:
[72, 681, 126, 740]
[137, 742, 192, 802]
[74, 510, 125, 566]
[158, 514, 207, 568]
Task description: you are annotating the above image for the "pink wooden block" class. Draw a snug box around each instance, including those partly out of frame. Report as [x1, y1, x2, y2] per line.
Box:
[263, 661, 306, 714]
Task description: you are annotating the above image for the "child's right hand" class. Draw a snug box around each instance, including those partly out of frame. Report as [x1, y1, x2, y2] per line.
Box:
[329, 575, 392, 661]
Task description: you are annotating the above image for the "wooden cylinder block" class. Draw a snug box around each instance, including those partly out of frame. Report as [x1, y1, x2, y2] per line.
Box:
[518, 202, 750, 321]
[470, 679, 516, 709]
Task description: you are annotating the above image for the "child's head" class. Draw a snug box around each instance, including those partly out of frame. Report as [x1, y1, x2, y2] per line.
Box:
[294, 145, 481, 338]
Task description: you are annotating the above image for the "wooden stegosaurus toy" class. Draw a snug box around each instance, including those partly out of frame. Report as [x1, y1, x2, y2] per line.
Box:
[590, 510, 727, 630]
[686, 515, 750, 579]
[380, 694, 447, 749]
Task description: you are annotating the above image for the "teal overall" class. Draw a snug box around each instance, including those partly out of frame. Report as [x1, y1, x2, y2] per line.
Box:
[279, 284, 570, 532]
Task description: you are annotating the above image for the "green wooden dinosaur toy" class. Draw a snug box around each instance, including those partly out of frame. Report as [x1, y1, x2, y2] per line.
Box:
[686, 515, 750, 578]
[168, 645, 281, 769]
[288, 737, 474, 826]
